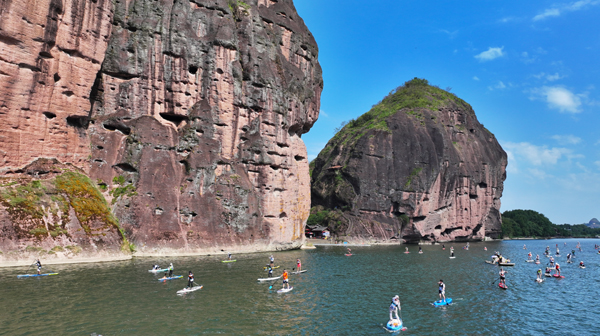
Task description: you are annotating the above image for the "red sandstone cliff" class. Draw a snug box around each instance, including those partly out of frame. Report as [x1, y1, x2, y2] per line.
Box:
[310, 79, 506, 243]
[0, 0, 322, 256]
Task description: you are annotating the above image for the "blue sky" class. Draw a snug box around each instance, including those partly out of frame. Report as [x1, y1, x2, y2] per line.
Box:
[295, 0, 600, 224]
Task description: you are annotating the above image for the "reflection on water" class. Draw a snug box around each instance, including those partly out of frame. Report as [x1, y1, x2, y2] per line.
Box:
[1, 239, 599, 335]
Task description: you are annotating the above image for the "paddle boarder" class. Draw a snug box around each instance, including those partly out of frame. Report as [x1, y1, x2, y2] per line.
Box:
[296, 259, 302, 272]
[537, 269, 543, 281]
[535, 254, 540, 262]
[549, 256, 555, 266]
[555, 263, 561, 277]
[545, 267, 552, 276]
[152, 264, 161, 271]
[567, 253, 572, 263]
[527, 252, 532, 261]
[228, 253, 232, 260]
[438, 279, 446, 302]
[266, 264, 274, 278]
[187, 271, 194, 288]
[579, 260, 585, 268]
[35, 259, 42, 275]
[269, 255, 274, 267]
[168, 263, 174, 277]
[282, 269, 290, 289]
[389, 295, 401, 321]
[499, 268, 507, 286]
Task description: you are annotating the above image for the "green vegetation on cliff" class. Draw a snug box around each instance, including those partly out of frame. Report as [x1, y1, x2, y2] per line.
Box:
[501, 209, 600, 238]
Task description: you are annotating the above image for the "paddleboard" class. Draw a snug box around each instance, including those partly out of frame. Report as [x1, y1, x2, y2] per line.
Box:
[292, 270, 307, 274]
[158, 275, 183, 281]
[498, 283, 508, 290]
[222, 260, 236, 263]
[535, 261, 540, 264]
[552, 274, 565, 278]
[526, 260, 534, 262]
[149, 268, 169, 273]
[263, 266, 280, 270]
[580, 266, 586, 269]
[17, 273, 58, 278]
[418, 252, 423, 254]
[403, 252, 410, 254]
[544, 273, 552, 277]
[277, 287, 293, 293]
[536, 278, 544, 283]
[485, 260, 494, 264]
[498, 263, 515, 266]
[433, 298, 452, 306]
[449, 256, 456, 259]
[385, 319, 403, 331]
[345, 254, 353, 256]
[258, 276, 281, 281]
[177, 285, 203, 294]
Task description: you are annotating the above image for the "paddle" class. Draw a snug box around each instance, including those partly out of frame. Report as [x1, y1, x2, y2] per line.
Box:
[491, 276, 501, 284]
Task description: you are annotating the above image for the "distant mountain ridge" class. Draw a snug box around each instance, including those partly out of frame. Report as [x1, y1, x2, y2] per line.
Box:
[587, 218, 600, 229]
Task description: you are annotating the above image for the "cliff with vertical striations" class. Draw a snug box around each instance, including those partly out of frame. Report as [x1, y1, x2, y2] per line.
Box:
[0, 0, 322, 257]
[310, 79, 506, 243]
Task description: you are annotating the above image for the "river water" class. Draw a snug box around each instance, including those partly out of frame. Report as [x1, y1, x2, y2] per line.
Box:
[2, 239, 599, 335]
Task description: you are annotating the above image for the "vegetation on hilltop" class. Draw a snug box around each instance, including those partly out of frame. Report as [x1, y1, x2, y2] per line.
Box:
[501, 209, 600, 238]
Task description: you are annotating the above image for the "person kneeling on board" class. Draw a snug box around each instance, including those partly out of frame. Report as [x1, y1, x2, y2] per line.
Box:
[580, 261, 585, 267]
[389, 295, 401, 321]
[282, 269, 290, 289]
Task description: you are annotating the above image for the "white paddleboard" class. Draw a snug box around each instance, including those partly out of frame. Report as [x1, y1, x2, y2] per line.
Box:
[277, 287, 293, 293]
[449, 256, 456, 259]
[258, 276, 281, 281]
[177, 285, 203, 294]
[292, 270, 307, 274]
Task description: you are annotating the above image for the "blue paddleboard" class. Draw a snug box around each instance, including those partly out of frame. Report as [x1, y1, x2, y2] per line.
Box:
[433, 298, 452, 306]
[17, 273, 58, 278]
[158, 275, 183, 281]
[386, 319, 403, 331]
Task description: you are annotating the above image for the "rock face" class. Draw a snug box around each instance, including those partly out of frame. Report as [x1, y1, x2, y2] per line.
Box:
[310, 79, 506, 243]
[0, 0, 322, 255]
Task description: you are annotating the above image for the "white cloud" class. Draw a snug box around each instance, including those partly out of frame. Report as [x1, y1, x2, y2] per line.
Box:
[488, 81, 507, 91]
[440, 29, 458, 39]
[474, 47, 505, 62]
[319, 110, 329, 118]
[473, 76, 480, 81]
[551, 135, 582, 145]
[533, 0, 600, 21]
[533, 8, 561, 21]
[546, 73, 563, 81]
[528, 168, 553, 179]
[534, 72, 565, 81]
[503, 142, 572, 166]
[530, 86, 582, 113]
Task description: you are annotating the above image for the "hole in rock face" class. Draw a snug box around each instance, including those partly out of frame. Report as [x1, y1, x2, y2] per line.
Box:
[216, 68, 224, 74]
[294, 155, 305, 161]
[279, 212, 287, 218]
[160, 113, 189, 126]
[66, 115, 89, 128]
[96, 145, 104, 150]
[43, 112, 56, 119]
[188, 65, 198, 74]
[62, 90, 74, 97]
[114, 163, 137, 172]
[102, 121, 131, 135]
[53, 73, 60, 82]
[435, 225, 442, 230]
[39, 51, 53, 59]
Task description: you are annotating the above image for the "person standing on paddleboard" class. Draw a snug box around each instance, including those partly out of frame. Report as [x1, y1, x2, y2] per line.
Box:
[168, 263, 174, 277]
[499, 268, 507, 286]
[266, 264, 274, 278]
[35, 259, 42, 275]
[527, 252, 532, 261]
[438, 280, 446, 302]
[296, 259, 302, 272]
[187, 271, 194, 288]
[389, 295, 401, 321]
[282, 269, 290, 289]
[269, 255, 274, 267]
[537, 269, 543, 281]
[228, 253, 232, 260]
[555, 263, 561, 276]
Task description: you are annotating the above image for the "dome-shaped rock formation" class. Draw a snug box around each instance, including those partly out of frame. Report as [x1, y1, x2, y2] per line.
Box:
[310, 78, 506, 243]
